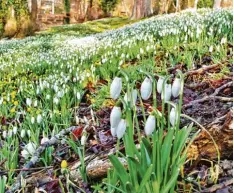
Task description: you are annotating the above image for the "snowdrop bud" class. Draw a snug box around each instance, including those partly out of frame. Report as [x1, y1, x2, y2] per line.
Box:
[77, 92, 81, 100]
[41, 136, 49, 144]
[34, 100, 38, 107]
[141, 77, 152, 100]
[172, 78, 181, 98]
[170, 108, 177, 126]
[26, 98, 32, 106]
[37, 114, 42, 124]
[31, 117, 35, 124]
[81, 133, 87, 146]
[21, 129, 26, 138]
[209, 45, 213, 53]
[157, 76, 165, 94]
[144, 115, 156, 136]
[13, 126, 17, 134]
[110, 77, 122, 100]
[116, 119, 127, 139]
[8, 130, 13, 137]
[110, 107, 122, 136]
[2, 130, 7, 138]
[75, 116, 79, 125]
[161, 84, 172, 102]
[21, 142, 36, 159]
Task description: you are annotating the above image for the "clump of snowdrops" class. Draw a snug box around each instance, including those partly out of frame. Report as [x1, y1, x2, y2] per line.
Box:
[104, 69, 199, 193]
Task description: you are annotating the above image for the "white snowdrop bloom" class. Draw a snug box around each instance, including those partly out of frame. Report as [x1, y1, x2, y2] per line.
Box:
[170, 108, 177, 126]
[53, 97, 59, 105]
[157, 76, 165, 94]
[21, 129, 26, 138]
[26, 98, 32, 106]
[144, 115, 156, 136]
[2, 130, 7, 138]
[0, 97, 3, 105]
[81, 133, 87, 146]
[221, 37, 227, 44]
[116, 119, 127, 139]
[37, 114, 42, 124]
[21, 142, 36, 159]
[110, 106, 122, 133]
[34, 100, 38, 107]
[76, 92, 81, 100]
[141, 77, 152, 100]
[41, 136, 49, 145]
[161, 84, 172, 102]
[8, 129, 13, 137]
[209, 45, 213, 53]
[46, 94, 51, 100]
[110, 77, 122, 100]
[13, 126, 17, 134]
[31, 117, 35, 124]
[172, 78, 181, 98]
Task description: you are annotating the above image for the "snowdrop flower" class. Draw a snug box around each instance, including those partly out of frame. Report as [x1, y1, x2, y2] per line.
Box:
[81, 132, 87, 146]
[221, 37, 227, 44]
[21, 142, 36, 159]
[161, 84, 172, 102]
[34, 100, 38, 107]
[110, 77, 122, 100]
[41, 136, 49, 144]
[141, 77, 152, 100]
[124, 89, 137, 107]
[26, 98, 32, 106]
[170, 108, 177, 126]
[76, 92, 81, 100]
[13, 126, 17, 134]
[209, 45, 213, 53]
[31, 117, 35, 124]
[8, 129, 13, 137]
[0, 97, 3, 105]
[157, 76, 165, 94]
[144, 115, 156, 136]
[2, 130, 7, 138]
[75, 116, 79, 125]
[116, 119, 127, 139]
[37, 114, 42, 124]
[172, 78, 181, 98]
[53, 97, 59, 105]
[110, 106, 122, 136]
[21, 129, 26, 138]
[46, 94, 51, 100]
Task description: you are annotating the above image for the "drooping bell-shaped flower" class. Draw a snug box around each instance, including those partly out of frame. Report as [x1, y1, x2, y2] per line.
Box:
[26, 98, 32, 106]
[124, 89, 137, 107]
[144, 115, 156, 136]
[169, 108, 177, 126]
[161, 84, 172, 102]
[21, 142, 36, 159]
[81, 132, 87, 146]
[37, 114, 42, 124]
[157, 76, 165, 94]
[140, 77, 152, 100]
[21, 129, 26, 138]
[110, 107, 122, 129]
[172, 78, 181, 98]
[110, 77, 122, 100]
[116, 119, 127, 139]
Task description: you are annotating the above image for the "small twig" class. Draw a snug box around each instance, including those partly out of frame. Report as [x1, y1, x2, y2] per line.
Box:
[184, 63, 220, 77]
[201, 178, 233, 193]
[0, 166, 53, 174]
[183, 81, 233, 109]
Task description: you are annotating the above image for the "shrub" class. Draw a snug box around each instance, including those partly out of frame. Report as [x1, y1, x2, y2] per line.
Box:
[4, 17, 17, 38]
[198, 0, 214, 8]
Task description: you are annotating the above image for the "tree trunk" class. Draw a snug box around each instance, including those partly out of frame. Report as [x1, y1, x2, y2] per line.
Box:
[176, 0, 180, 11]
[31, 0, 37, 23]
[131, 0, 152, 20]
[194, 0, 198, 9]
[213, 0, 221, 8]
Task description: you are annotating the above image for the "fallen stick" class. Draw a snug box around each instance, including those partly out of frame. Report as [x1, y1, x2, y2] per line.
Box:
[184, 63, 220, 76]
[6, 126, 78, 193]
[201, 178, 233, 193]
[183, 81, 233, 109]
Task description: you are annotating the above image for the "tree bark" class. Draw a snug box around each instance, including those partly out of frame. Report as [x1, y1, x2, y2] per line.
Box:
[213, 0, 221, 8]
[131, 0, 152, 20]
[31, 0, 37, 23]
